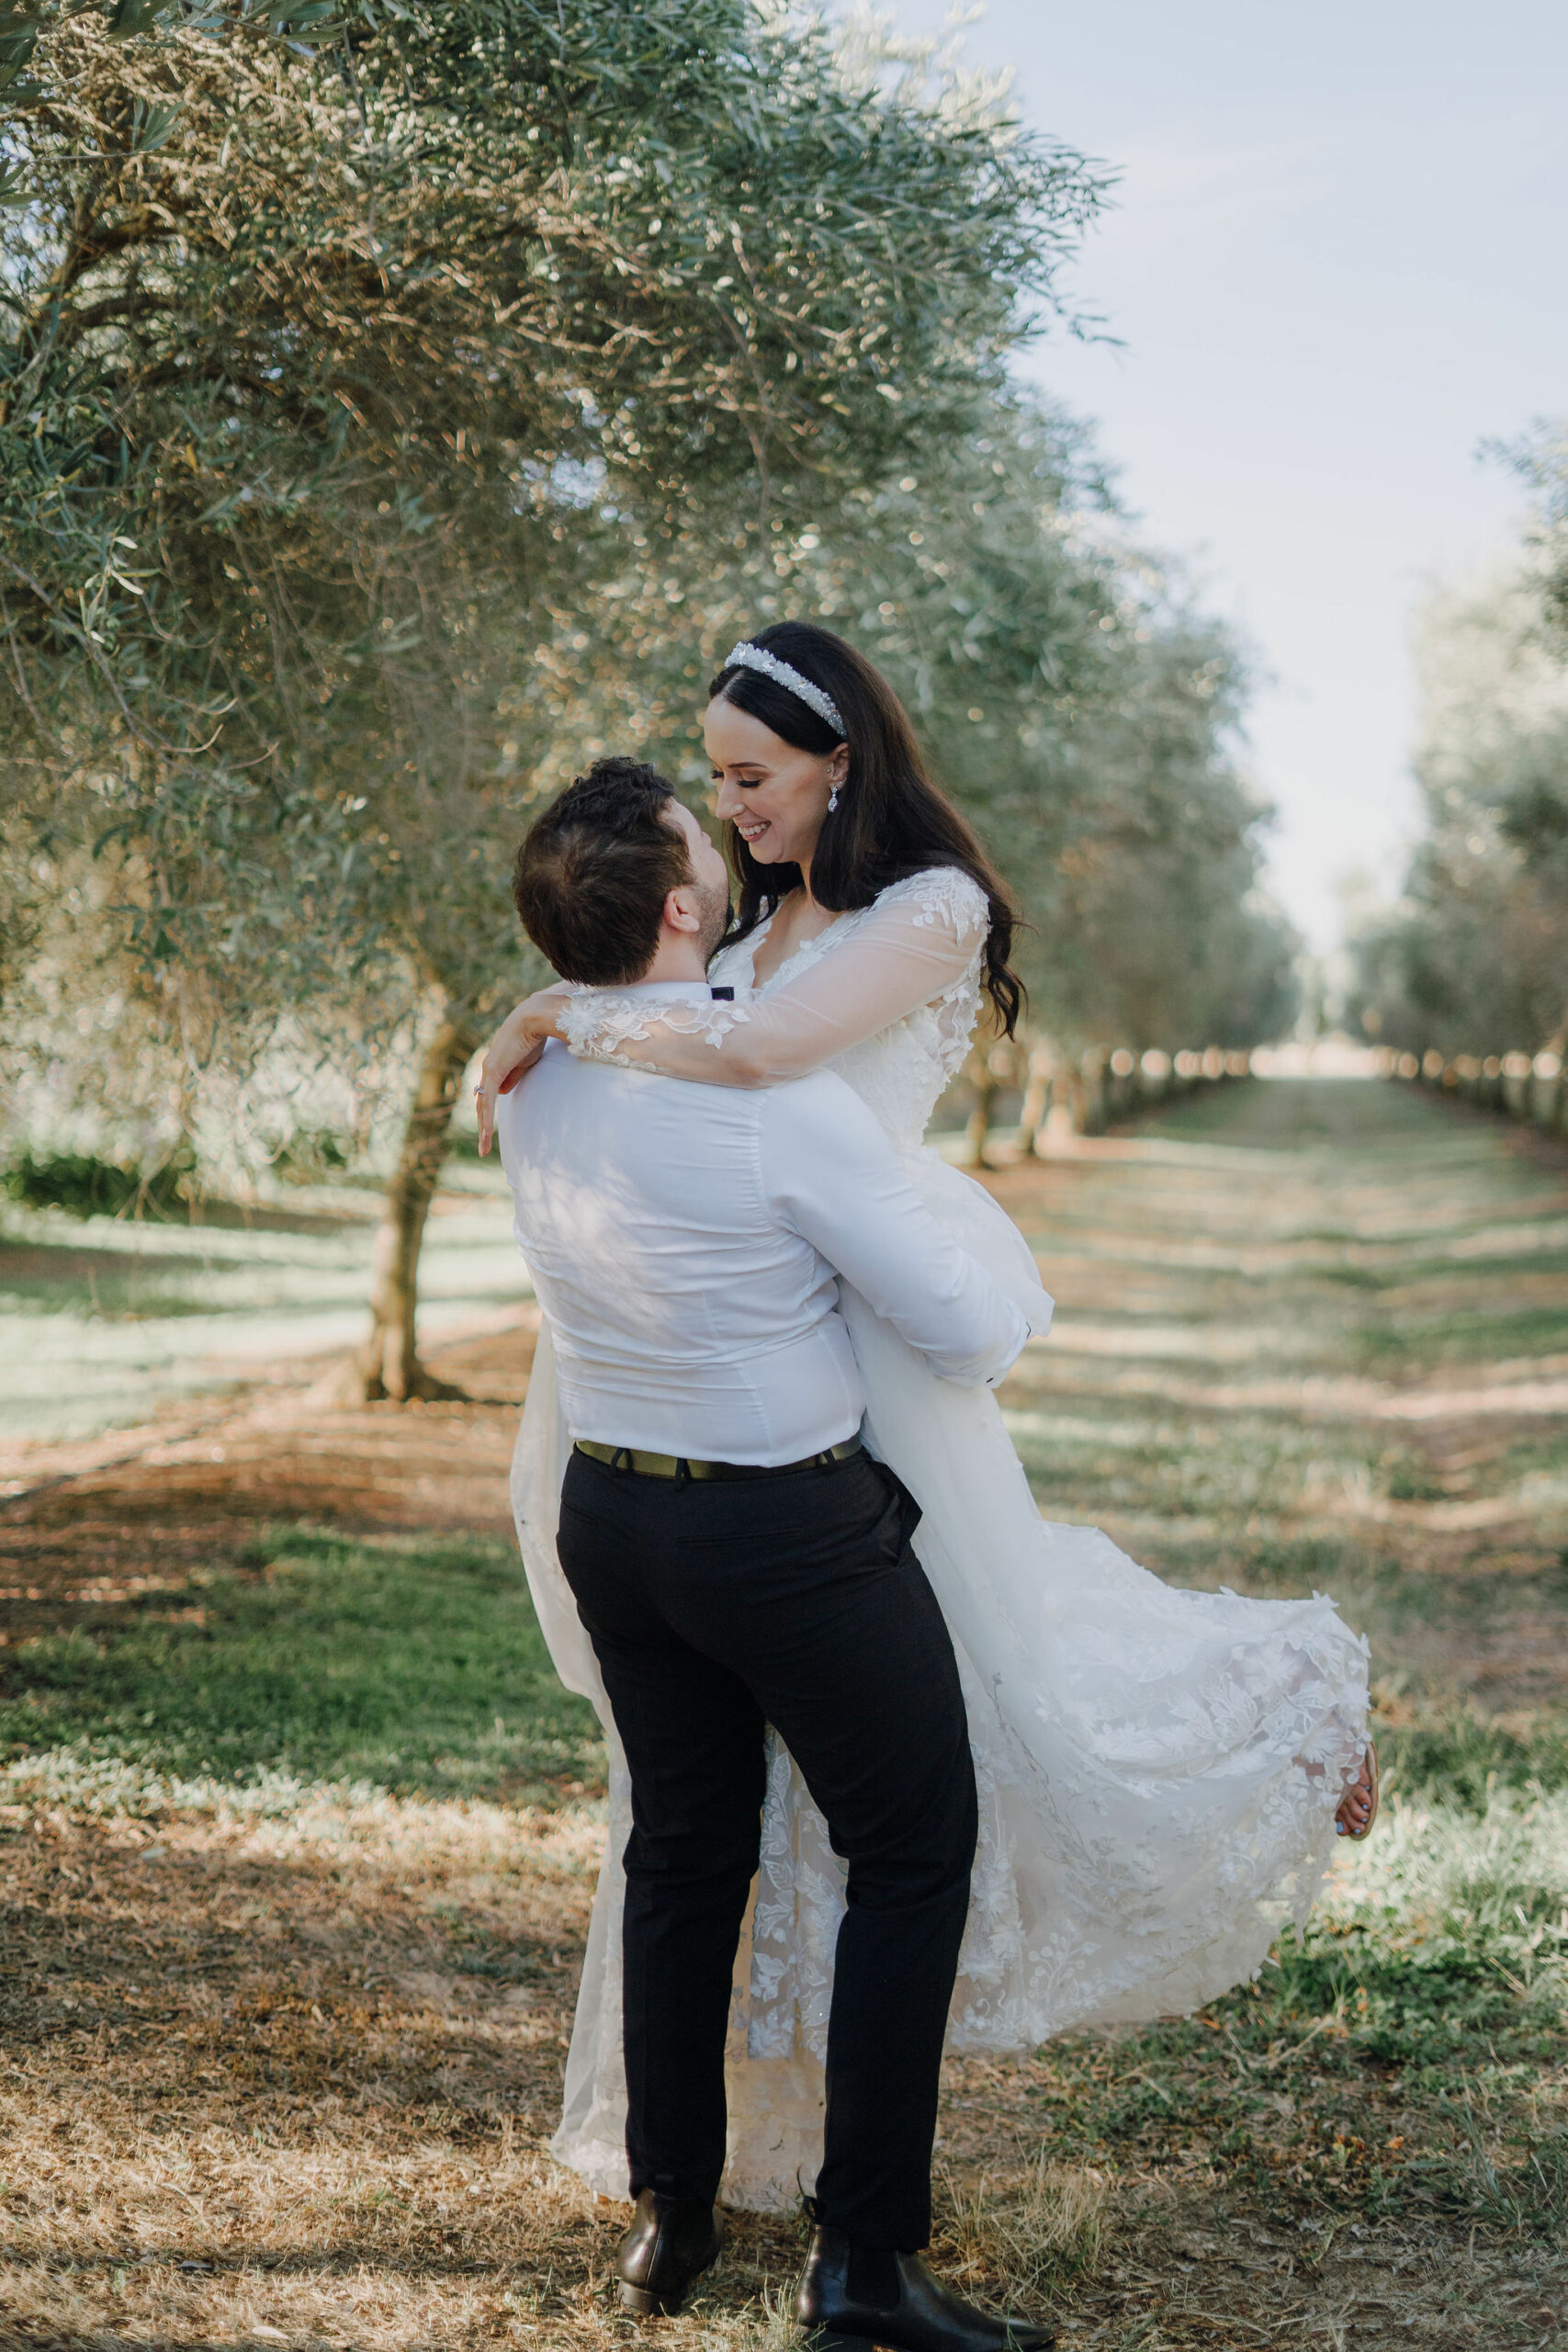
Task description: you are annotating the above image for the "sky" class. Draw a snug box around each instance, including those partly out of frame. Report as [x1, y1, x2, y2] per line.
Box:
[880, 0, 1568, 950]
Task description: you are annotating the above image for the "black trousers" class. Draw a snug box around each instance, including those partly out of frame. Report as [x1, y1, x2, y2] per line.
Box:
[556, 1444, 977, 2251]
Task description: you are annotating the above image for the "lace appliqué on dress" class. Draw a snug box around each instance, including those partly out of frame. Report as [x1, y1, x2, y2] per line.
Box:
[558, 865, 988, 1092]
[556, 990, 747, 1060]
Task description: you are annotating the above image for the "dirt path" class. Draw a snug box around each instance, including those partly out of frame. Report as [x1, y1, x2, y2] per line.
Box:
[0, 1313, 537, 1652]
[2, 1078, 1565, 2351]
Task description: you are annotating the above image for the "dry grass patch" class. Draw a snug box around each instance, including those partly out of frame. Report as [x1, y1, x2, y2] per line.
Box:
[0, 1757, 818, 2348]
[938, 2155, 1112, 2307]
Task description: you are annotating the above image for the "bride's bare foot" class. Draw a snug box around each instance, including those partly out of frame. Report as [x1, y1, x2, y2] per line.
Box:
[1336, 1742, 1379, 1839]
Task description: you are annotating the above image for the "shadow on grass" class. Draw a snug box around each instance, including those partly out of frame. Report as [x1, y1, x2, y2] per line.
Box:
[0, 1525, 604, 1804]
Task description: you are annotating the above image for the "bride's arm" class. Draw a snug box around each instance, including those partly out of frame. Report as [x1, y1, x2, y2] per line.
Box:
[558, 869, 990, 1088]
[475, 982, 573, 1156]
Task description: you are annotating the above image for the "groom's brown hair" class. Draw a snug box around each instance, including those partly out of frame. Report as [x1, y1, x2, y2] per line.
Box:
[513, 756, 693, 985]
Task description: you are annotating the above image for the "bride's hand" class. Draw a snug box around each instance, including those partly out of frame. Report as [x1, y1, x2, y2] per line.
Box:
[475, 990, 567, 1156]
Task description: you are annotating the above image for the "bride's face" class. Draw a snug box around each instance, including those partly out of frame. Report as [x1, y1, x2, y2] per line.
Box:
[705, 696, 849, 874]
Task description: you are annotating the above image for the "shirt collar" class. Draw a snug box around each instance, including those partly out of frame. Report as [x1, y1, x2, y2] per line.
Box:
[611, 979, 714, 1003]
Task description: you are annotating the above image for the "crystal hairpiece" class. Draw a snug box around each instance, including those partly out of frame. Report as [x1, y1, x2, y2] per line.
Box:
[723, 641, 845, 737]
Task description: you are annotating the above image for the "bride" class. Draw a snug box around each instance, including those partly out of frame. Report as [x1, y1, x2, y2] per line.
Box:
[479, 621, 1374, 2211]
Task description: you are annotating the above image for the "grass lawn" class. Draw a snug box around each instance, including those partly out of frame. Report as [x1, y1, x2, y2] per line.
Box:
[1, 1076, 1565, 2349]
[0, 1527, 602, 1803]
[0, 1156, 531, 1446]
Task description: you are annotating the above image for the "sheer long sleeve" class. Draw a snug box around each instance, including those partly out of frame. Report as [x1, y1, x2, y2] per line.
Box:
[554, 867, 990, 1088]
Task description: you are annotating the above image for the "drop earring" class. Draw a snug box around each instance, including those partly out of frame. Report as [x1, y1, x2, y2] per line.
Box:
[828, 784, 840, 813]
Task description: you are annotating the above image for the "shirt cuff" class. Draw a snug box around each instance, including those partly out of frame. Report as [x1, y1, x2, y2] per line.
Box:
[984, 1306, 1032, 1387]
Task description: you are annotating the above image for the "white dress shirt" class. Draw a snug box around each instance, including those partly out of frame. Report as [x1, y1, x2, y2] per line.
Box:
[497, 981, 1028, 1465]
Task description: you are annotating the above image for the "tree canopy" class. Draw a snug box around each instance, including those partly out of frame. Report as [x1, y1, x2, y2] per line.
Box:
[3, 0, 1100, 994]
[2, 1, 1297, 1396]
[1349, 430, 1568, 1061]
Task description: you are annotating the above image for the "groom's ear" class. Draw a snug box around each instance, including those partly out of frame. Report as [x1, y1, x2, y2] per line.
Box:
[661, 881, 705, 937]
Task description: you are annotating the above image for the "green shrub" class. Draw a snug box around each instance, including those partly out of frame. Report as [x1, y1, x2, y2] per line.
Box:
[1, 1144, 195, 1219]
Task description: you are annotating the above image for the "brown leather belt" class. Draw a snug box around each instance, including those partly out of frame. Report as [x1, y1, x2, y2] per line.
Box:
[573, 1436, 863, 1482]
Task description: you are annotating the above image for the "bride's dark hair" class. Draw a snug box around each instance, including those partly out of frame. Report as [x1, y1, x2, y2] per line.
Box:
[709, 621, 1023, 1035]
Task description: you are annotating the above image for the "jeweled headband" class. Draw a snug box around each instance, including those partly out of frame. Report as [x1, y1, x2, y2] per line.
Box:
[722, 640, 845, 737]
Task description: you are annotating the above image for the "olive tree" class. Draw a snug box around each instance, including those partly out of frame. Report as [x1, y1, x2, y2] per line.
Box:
[1349, 528, 1568, 1060]
[0, 0, 1104, 1394]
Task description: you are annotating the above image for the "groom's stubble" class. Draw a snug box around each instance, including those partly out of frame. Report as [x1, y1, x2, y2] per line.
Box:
[695, 875, 733, 965]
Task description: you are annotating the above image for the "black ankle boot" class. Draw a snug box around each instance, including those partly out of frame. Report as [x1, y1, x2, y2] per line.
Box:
[614, 2187, 724, 2316]
[795, 2218, 1054, 2351]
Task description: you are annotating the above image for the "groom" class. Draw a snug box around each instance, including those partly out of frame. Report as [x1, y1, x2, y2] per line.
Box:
[497, 757, 1051, 2352]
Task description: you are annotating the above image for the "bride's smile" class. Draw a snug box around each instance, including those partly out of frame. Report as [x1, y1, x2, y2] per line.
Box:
[706, 694, 848, 874]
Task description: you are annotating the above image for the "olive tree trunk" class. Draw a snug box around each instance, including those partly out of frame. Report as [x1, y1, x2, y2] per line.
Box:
[964, 1066, 1000, 1170]
[1075, 1046, 1110, 1136]
[357, 1017, 478, 1402]
[1017, 1035, 1056, 1158]
[961, 1034, 1007, 1170]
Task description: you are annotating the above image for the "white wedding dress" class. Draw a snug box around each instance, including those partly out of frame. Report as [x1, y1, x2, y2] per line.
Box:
[510, 866, 1370, 2211]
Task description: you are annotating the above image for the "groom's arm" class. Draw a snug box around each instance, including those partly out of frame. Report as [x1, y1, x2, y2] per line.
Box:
[761, 1076, 1029, 1388]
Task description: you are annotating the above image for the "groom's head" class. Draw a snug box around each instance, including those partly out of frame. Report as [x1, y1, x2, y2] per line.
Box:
[513, 756, 731, 985]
